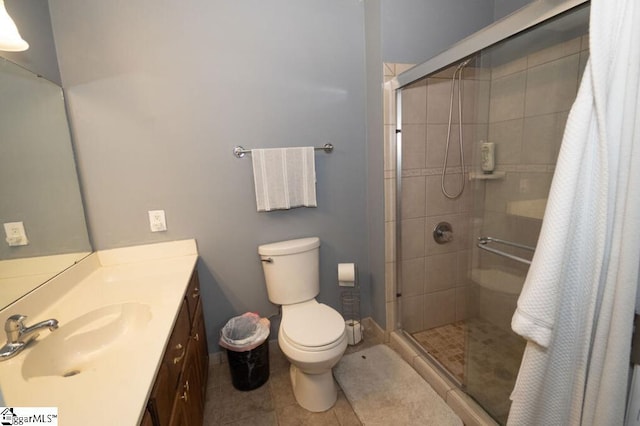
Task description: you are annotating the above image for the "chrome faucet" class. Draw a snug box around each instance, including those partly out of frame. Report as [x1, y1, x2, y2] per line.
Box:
[0, 315, 59, 361]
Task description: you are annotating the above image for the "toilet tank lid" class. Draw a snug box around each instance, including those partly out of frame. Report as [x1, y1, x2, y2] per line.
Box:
[258, 237, 320, 256]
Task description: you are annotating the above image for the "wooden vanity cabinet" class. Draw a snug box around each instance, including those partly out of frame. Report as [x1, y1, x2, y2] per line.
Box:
[144, 269, 209, 426]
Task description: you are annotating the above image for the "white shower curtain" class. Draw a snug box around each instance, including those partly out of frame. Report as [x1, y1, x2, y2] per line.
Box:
[508, 0, 640, 425]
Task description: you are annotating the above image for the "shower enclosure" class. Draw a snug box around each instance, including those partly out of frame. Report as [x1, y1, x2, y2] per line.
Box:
[388, 3, 590, 424]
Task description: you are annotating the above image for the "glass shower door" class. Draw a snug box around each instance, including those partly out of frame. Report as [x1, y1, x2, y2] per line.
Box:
[463, 6, 590, 423]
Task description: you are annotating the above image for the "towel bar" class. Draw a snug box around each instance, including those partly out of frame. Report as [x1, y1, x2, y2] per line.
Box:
[233, 143, 334, 158]
[477, 236, 535, 265]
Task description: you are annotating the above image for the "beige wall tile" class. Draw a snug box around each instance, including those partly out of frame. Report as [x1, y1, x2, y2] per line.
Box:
[581, 34, 589, 51]
[484, 172, 521, 214]
[527, 36, 582, 68]
[401, 124, 426, 170]
[401, 294, 425, 332]
[384, 124, 397, 171]
[396, 63, 416, 75]
[423, 289, 456, 329]
[491, 56, 527, 80]
[402, 257, 426, 296]
[578, 50, 589, 83]
[524, 54, 580, 117]
[383, 63, 395, 77]
[518, 172, 554, 201]
[489, 71, 526, 122]
[427, 78, 452, 124]
[385, 261, 396, 303]
[426, 174, 459, 216]
[464, 79, 491, 124]
[385, 221, 396, 263]
[522, 114, 559, 165]
[402, 79, 427, 124]
[488, 119, 523, 165]
[401, 218, 425, 259]
[425, 252, 457, 293]
[384, 177, 396, 222]
[384, 81, 396, 125]
[457, 250, 471, 285]
[426, 124, 452, 168]
[401, 176, 426, 219]
[386, 300, 396, 332]
[455, 286, 473, 321]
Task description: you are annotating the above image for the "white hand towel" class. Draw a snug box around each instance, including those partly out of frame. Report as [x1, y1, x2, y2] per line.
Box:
[251, 147, 317, 212]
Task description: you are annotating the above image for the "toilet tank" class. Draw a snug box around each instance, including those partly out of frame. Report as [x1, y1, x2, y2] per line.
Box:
[258, 237, 320, 305]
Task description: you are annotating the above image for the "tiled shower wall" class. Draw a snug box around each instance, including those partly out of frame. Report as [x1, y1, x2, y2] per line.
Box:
[384, 63, 490, 334]
[474, 34, 589, 331]
[384, 32, 589, 334]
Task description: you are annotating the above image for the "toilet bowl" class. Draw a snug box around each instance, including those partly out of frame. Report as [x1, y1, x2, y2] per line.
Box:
[258, 237, 348, 412]
[278, 300, 347, 412]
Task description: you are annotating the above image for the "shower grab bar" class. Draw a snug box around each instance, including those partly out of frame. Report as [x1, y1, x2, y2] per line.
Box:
[477, 236, 535, 265]
[233, 143, 334, 158]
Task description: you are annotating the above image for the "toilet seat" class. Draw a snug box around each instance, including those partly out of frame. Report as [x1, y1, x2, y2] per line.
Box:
[281, 301, 345, 352]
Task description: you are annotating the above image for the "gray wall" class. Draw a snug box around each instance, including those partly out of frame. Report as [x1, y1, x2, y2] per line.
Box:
[364, 0, 387, 329]
[2, 0, 60, 84]
[381, 0, 495, 65]
[48, 0, 369, 352]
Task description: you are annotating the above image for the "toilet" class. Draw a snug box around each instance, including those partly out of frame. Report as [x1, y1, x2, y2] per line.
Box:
[258, 237, 347, 412]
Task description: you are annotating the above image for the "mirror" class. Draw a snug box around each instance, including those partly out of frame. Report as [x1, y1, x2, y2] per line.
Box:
[0, 56, 91, 309]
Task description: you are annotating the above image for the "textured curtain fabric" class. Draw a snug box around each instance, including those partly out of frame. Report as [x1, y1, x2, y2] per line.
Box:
[508, 0, 640, 424]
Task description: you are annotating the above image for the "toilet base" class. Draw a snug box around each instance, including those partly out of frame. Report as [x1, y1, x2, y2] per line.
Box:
[289, 364, 338, 412]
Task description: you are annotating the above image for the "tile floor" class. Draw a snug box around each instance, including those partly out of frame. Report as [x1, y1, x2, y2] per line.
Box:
[412, 317, 526, 424]
[204, 334, 383, 425]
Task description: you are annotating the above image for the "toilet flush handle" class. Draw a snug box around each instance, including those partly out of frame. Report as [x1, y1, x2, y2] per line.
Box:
[261, 257, 273, 263]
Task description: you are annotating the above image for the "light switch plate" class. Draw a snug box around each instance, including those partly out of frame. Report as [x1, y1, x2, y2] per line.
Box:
[4, 221, 29, 246]
[148, 210, 167, 232]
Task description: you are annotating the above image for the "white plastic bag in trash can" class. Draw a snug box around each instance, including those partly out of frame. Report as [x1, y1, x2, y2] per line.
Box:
[219, 312, 270, 352]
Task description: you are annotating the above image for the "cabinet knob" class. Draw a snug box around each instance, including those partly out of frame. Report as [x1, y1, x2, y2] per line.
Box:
[180, 380, 190, 402]
[173, 344, 186, 364]
[193, 332, 199, 342]
[192, 287, 199, 298]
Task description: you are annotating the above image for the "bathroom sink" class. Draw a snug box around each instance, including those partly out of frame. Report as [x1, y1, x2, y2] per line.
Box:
[21, 302, 151, 379]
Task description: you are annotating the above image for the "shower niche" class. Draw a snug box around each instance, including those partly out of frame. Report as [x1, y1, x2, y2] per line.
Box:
[387, 3, 590, 424]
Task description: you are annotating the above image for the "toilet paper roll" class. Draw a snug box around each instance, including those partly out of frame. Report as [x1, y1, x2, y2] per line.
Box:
[345, 320, 363, 345]
[338, 263, 357, 287]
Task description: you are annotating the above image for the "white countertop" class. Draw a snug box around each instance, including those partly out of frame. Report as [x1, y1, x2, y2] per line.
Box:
[0, 240, 199, 426]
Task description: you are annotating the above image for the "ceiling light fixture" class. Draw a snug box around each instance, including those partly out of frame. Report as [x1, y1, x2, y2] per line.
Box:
[0, 0, 28, 52]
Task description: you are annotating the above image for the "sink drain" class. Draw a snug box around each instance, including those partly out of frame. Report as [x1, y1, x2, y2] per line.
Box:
[62, 369, 81, 377]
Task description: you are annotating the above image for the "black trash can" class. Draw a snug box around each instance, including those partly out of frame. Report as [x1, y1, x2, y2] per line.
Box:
[219, 313, 271, 391]
[226, 339, 270, 391]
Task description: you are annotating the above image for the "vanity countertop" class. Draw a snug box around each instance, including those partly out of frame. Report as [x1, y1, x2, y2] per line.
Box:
[0, 239, 199, 425]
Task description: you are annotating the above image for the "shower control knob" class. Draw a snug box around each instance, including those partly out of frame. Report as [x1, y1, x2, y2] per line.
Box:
[433, 222, 453, 244]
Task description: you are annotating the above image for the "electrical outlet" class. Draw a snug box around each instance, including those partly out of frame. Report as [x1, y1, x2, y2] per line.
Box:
[4, 221, 29, 246]
[148, 210, 167, 232]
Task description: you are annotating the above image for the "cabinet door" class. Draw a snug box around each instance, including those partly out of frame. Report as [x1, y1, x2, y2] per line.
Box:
[140, 405, 154, 426]
[149, 301, 191, 426]
[169, 343, 203, 426]
[192, 300, 209, 396]
[149, 362, 173, 426]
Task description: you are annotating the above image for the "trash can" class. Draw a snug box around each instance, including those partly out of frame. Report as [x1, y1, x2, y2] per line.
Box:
[219, 312, 270, 391]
